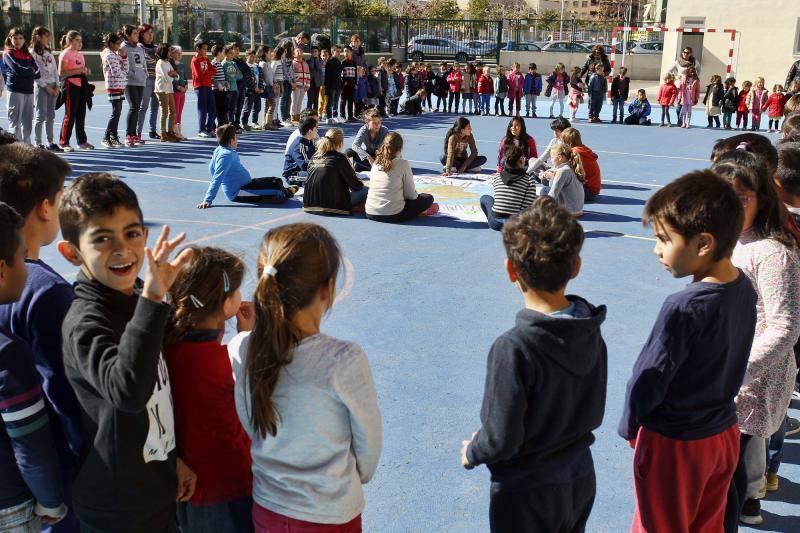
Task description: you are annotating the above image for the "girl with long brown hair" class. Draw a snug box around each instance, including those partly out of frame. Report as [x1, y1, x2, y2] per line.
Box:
[57, 30, 92, 150]
[303, 128, 368, 216]
[29, 26, 60, 150]
[3, 27, 38, 144]
[230, 223, 381, 531]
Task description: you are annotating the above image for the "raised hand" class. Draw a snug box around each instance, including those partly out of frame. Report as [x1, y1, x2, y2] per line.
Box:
[143, 225, 193, 302]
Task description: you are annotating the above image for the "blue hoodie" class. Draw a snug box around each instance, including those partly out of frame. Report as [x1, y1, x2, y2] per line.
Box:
[356, 74, 368, 100]
[204, 146, 253, 204]
[3, 48, 40, 94]
[628, 97, 651, 118]
[523, 72, 542, 95]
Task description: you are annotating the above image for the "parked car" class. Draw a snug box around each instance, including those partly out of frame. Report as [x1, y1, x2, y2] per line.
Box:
[194, 31, 245, 49]
[540, 41, 591, 53]
[504, 41, 542, 52]
[464, 39, 497, 53]
[407, 35, 476, 62]
[629, 41, 664, 54]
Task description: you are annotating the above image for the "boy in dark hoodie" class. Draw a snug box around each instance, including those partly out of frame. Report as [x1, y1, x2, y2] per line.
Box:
[56, 174, 196, 532]
[619, 171, 756, 533]
[461, 196, 607, 531]
[434, 62, 450, 112]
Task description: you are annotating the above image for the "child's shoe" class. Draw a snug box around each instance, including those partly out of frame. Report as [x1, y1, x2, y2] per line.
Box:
[740, 498, 763, 525]
[148, 129, 159, 139]
[135, 134, 146, 145]
[101, 138, 115, 149]
[419, 203, 440, 217]
[46, 143, 63, 152]
[125, 135, 138, 147]
[59, 143, 73, 152]
[78, 142, 94, 151]
[766, 471, 779, 492]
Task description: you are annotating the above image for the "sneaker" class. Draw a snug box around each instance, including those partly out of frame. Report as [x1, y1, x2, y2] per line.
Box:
[111, 137, 125, 148]
[419, 202, 440, 217]
[740, 498, 763, 525]
[786, 416, 800, 436]
[101, 139, 115, 149]
[250, 123, 262, 131]
[757, 476, 767, 499]
[125, 135, 138, 148]
[77, 142, 94, 151]
[197, 131, 211, 138]
[135, 135, 146, 145]
[148, 130, 159, 139]
[59, 144, 73, 152]
[243, 124, 252, 131]
[46, 143, 63, 152]
[766, 471, 779, 492]
[282, 121, 294, 128]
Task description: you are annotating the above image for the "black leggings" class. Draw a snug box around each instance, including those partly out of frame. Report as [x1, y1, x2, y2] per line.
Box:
[106, 99, 123, 139]
[233, 177, 292, 204]
[345, 148, 374, 172]
[60, 82, 87, 145]
[448, 92, 460, 112]
[769, 119, 780, 130]
[707, 115, 721, 127]
[495, 96, 506, 115]
[660, 106, 672, 124]
[124, 85, 143, 137]
[366, 193, 434, 223]
[214, 91, 229, 126]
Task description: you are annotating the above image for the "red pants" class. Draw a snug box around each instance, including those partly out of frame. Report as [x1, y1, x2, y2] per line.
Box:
[252, 503, 361, 533]
[631, 424, 739, 533]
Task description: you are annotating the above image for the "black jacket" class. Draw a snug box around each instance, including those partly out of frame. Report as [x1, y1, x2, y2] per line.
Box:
[366, 75, 379, 99]
[703, 84, 725, 107]
[61, 274, 177, 531]
[434, 71, 449, 96]
[786, 59, 800, 89]
[467, 297, 607, 486]
[303, 152, 365, 215]
[233, 56, 255, 92]
[378, 67, 389, 96]
[400, 94, 423, 115]
[723, 86, 739, 112]
[323, 57, 342, 90]
[610, 76, 629, 100]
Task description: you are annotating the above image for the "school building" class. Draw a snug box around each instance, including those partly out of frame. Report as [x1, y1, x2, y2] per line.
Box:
[657, 0, 800, 88]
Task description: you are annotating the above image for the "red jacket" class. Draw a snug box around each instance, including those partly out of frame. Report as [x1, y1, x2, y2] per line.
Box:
[657, 82, 677, 106]
[497, 136, 538, 171]
[191, 56, 216, 88]
[762, 92, 786, 118]
[737, 89, 750, 112]
[447, 70, 463, 93]
[574, 145, 601, 196]
[477, 73, 494, 94]
[506, 71, 524, 95]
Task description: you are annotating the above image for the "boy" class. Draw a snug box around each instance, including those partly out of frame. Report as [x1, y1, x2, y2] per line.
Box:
[56, 174, 195, 531]
[625, 89, 652, 125]
[434, 61, 449, 112]
[210, 44, 229, 128]
[461, 196, 607, 532]
[191, 41, 217, 138]
[620, 171, 757, 532]
[377, 57, 390, 117]
[318, 48, 331, 123]
[722, 77, 738, 130]
[242, 49, 263, 131]
[355, 65, 368, 117]
[230, 44, 254, 132]
[283, 116, 318, 182]
[325, 46, 343, 123]
[339, 46, 358, 122]
[1, 202, 68, 532]
[610, 66, 629, 123]
[527, 117, 571, 174]
[0, 144, 82, 533]
[523, 63, 541, 118]
[587, 64, 607, 123]
[307, 46, 323, 113]
[776, 142, 800, 239]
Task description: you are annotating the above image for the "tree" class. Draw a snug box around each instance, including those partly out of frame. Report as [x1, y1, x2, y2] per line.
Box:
[467, 0, 490, 20]
[417, 0, 461, 20]
[359, 0, 394, 17]
[537, 8, 560, 31]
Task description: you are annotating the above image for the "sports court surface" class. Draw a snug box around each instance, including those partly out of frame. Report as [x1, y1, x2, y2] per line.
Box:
[3, 96, 798, 532]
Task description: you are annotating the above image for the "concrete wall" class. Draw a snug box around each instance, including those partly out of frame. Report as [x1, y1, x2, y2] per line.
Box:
[660, 0, 800, 88]
[498, 51, 663, 80]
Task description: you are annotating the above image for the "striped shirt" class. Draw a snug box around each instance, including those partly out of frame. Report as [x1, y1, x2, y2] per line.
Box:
[489, 170, 536, 217]
[211, 58, 227, 91]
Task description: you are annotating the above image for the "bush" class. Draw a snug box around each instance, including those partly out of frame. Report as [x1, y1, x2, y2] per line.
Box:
[310, 33, 331, 51]
[194, 30, 244, 49]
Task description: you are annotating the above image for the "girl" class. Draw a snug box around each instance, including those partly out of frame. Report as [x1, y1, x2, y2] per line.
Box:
[497, 116, 538, 172]
[657, 72, 677, 127]
[677, 65, 700, 129]
[540, 141, 585, 216]
[303, 128, 368, 216]
[737, 80, 752, 130]
[58, 30, 92, 151]
[764, 84, 786, 132]
[560, 127, 601, 201]
[230, 223, 381, 531]
[339, 46, 358, 122]
[447, 63, 462, 113]
[506, 62, 524, 117]
[29, 26, 59, 150]
[355, 66, 368, 116]
[424, 63, 435, 111]
[198, 124, 295, 208]
[291, 48, 309, 123]
[481, 145, 536, 231]
[3, 27, 39, 144]
[137, 23, 159, 139]
[279, 41, 296, 127]
[567, 65, 585, 122]
[154, 43, 179, 142]
[747, 77, 768, 131]
[703, 74, 724, 129]
[434, 62, 449, 112]
[722, 77, 738, 130]
[171, 46, 189, 140]
[494, 65, 508, 116]
[477, 67, 493, 116]
[441, 117, 487, 175]
[473, 62, 484, 114]
[461, 62, 476, 115]
[100, 32, 129, 148]
[191, 41, 217, 138]
[269, 46, 285, 127]
[307, 46, 322, 112]
[210, 44, 230, 127]
[710, 139, 799, 528]
[121, 24, 147, 146]
[546, 62, 568, 118]
[222, 45, 243, 127]
[366, 132, 438, 223]
[257, 46, 277, 130]
[164, 247, 254, 533]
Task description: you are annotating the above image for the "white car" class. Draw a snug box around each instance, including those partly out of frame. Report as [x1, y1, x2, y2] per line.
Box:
[629, 41, 664, 54]
[407, 36, 476, 63]
[541, 41, 591, 53]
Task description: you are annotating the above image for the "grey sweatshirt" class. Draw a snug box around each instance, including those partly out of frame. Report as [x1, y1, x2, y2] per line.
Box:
[351, 125, 389, 160]
[121, 40, 147, 86]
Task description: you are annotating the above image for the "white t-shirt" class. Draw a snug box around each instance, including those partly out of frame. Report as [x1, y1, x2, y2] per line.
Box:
[154, 59, 174, 93]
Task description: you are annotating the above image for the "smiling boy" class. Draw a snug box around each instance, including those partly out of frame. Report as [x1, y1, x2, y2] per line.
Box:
[56, 173, 194, 532]
[620, 170, 757, 532]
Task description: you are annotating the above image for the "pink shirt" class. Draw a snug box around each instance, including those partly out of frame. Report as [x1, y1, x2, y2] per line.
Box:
[59, 48, 84, 86]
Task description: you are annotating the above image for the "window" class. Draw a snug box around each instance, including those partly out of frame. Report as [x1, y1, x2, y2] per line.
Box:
[795, 18, 800, 55]
[582, 1, 588, 6]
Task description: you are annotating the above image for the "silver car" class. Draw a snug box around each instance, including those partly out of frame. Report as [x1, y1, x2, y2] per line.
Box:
[629, 41, 664, 54]
[407, 36, 476, 63]
[541, 41, 591, 53]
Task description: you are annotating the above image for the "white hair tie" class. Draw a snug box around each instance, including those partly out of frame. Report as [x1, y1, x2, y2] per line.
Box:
[262, 265, 278, 279]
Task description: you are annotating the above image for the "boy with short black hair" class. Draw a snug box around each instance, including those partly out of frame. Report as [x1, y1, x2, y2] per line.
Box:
[282, 116, 318, 181]
[461, 196, 607, 532]
[523, 63, 541, 118]
[610, 66, 629, 123]
[527, 116, 571, 173]
[776, 142, 800, 239]
[587, 64, 607, 123]
[625, 88, 652, 125]
[56, 174, 195, 532]
[0, 201, 68, 531]
[620, 170, 757, 532]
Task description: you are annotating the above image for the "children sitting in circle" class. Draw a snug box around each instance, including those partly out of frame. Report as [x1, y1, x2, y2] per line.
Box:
[441, 117, 487, 175]
[303, 128, 368, 216]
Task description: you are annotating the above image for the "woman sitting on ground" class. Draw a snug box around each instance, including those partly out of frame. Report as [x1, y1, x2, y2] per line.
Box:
[366, 132, 439, 223]
[198, 124, 296, 208]
[303, 128, 368, 216]
[400, 88, 426, 116]
[559, 127, 601, 201]
[346, 109, 389, 171]
[440, 117, 487, 176]
[480, 145, 537, 231]
[496, 116, 538, 172]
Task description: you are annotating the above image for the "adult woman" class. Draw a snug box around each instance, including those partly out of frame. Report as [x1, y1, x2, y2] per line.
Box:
[136, 23, 159, 139]
[303, 128, 368, 216]
[440, 117, 487, 175]
[366, 132, 438, 223]
[669, 46, 700, 126]
[346, 109, 389, 171]
[496, 116, 537, 172]
[580, 45, 610, 83]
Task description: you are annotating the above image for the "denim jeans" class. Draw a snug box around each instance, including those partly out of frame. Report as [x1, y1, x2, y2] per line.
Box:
[479, 196, 508, 231]
[177, 497, 253, 533]
[767, 415, 787, 474]
[195, 86, 216, 133]
[137, 76, 158, 134]
[612, 97, 625, 121]
[280, 80, 293, 122]
[0, 500, 41, 533]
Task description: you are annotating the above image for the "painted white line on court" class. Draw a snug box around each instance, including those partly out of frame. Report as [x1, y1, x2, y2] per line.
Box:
[184, 211, 304, 246]
[585, 230, 655, 242]
[603, 179, 662, 188]
[146, 218, 261, 229]
[67, 162, 209, 184]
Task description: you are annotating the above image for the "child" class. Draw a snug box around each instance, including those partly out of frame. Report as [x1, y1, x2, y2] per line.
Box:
[283, 116, 319, 181]
[30, 26, 60, 151]
[154, 43, 179, 142]
[737, 80, 752, 130]
[424, 63, 435, 111]
[58, 30, 91, 150]
[256, 46, 276, 129]
[473, 62, 484, 113]
[704, 74, 724, 128]
[242, 48, 263, 131]
[567, 66, 584, 122]
[561, 127, 601, 201]
[377, 57, 390, 116]
[171, 46, 189, 138]
[0, 143, 81, 532]
[626, 89, 652, 125]
[56, 174, 196, 531]
[222, 45, 243, 128]
[764, 84, 786, 132]
[587, 64, 607, 123]
[321, 47, 340, 123]
[304, 128, 368, 216]
[211, 44, 230, 127]
[199, 124, 295, 208]
[786, 80, 800, 101]
[100, 32, 129, 148]
[339, 46, 357, 122]
[722, 77, 738, 130]
[121, 25, 147, 146]
[0, 202, 68, 531]
[462, 196, 606, 531]
[523, 63, 542, 118]
[480, 145, 536, 230]
[677, 66, 700, 128]
[230, 44, 254, 132]
[366, 65, 380, 110]
[497, 116, 538, 172]
[434, 62, 449, 112]
[441, 117, 487, 175]
[657, 72, 677, 127]
[776, 142, 800, 238]
[191, 41, 217, 138]
[291, 47, 309, 123]
[164, 247, 254, 532]
[506, 62, 524, 117]
[229, 223, 381, 530]
[477, 67, 493, 116]
[494, 65, 508, 116]
[447, 62, 463, 113]
[527, 117, 571, 173]
[316, 48, 330, 123]
[400, 88, 425, 115]
[610, 66, 630, 123]
[620, 170, 757, 533]
[462, 62, 476, 115]
[137, 24, 159, 140]
[355, 65, 368, 116]
[539, 141, 585, 216]
[546, 62, 568, 118]
[748, 77, 768, 131]
[4, 27, 39, 144]
[307, 45, 322, 112]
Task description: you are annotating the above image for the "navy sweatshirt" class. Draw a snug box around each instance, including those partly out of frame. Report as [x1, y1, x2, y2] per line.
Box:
[467, 297, 607, 487]
[1, 327, 64, 512]
[283, 136, 316, 178]
[619, 272, 757, 441]
[3, 48, 41, 94]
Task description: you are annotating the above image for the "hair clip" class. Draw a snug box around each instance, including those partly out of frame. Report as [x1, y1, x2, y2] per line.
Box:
[222, 271, 230, 293]
[261, 265, 278, 279]
[736, 141, 749, 151]
[189, 295, 204, 309]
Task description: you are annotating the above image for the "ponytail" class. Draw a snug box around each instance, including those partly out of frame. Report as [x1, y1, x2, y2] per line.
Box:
[314, 127, 344, 157]
[61, 30, 80, 50]
[374, 132, 404, 172]
[246, 224, 341, 438]
[570, 150, 586, 182]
